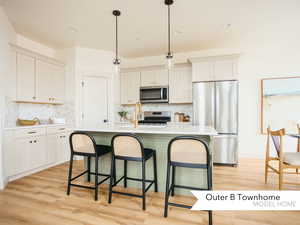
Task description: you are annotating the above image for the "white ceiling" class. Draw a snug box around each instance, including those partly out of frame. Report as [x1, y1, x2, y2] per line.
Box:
[2, 0, 300, 57]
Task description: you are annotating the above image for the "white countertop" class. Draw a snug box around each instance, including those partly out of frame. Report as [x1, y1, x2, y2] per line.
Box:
[4, 124, 68, 130]
[75, 123, 217, 136]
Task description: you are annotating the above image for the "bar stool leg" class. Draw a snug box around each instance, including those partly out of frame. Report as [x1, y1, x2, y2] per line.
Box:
[171, 166, 176, 196]
[124, 160, 127, 188]
[208, 211, 213, 225]
[108, 156, 115, 204]
[94, 156, 99, 201]
[164, 162, 171, 217]
[153, 152, 158, 192]
[87, 156, 91, 182]
[67, 153, 74, 195]
[142, 160, 146, 210]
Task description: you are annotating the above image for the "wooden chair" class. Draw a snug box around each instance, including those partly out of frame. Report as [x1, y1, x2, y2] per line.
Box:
[297, 124, 300, 173]
[265, 127, 300, 190]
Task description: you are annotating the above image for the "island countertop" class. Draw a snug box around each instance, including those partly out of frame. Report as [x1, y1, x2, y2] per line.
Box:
[74, 123, 218, 136]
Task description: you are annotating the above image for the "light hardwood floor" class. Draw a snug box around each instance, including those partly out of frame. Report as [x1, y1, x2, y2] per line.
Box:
[0, 158, 299, 225]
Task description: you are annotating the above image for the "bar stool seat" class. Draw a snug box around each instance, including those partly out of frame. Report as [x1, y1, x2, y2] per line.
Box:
[144, 148, 155, 160]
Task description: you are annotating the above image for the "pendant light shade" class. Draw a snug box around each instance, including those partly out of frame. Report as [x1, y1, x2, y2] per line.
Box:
[113, 10, 121, 73]
[165, 0, 174, 70]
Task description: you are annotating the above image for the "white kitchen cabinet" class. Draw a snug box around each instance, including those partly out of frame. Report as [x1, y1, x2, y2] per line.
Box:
[169, 67, 192, 104]
[11, 44, 65, 105]
[47, 132, 70, 164]
[120, 72, 141, 105]
[16, 53, 36, 102]
[36, 60, 65, 104]
[191, 55, 239, 82]
[214, 59, 238, 81]
[5, 133, 47, 176]
[140, 69, 169, 87]
[3, 126, 70, 181]
[192, 61, 214, 82]
[29, 135, 47, 169]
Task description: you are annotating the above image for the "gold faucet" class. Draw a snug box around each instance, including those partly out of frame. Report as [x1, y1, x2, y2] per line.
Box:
[131, 102, 142, 128]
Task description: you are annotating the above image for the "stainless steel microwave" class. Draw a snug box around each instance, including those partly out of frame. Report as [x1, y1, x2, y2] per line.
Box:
[140, 86, 169, 103]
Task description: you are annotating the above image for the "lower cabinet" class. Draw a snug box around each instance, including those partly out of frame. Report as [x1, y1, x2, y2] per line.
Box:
[47, 132, 70, 164]
[3, 126, 71, 180]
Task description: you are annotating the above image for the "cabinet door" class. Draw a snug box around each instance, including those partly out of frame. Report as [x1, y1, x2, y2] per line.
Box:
[51, 65, 65, 104]
[47, 133, 60, 164]
[16, 53, 36, 102]
[192, 61, 214, 82]
[141, 70, 169, 87]
[36, 60, 53, 103]
[14, 137, 32, 174]
[3, 131, 24, 176]
[120, 72, 140, 104]
[169, 67, 192, 104]
[214, 59, 237, 81]
[155, 69, 169, 86]
[59, 133, 70, 162]
[36, 61, 65, 104]
[30, 136, 47, 169]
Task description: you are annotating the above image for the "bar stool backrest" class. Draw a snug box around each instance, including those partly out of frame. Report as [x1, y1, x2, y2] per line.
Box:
[112, 134, 143, 158]
[168, 136, 210, 165]
[69, 132, 96, 154]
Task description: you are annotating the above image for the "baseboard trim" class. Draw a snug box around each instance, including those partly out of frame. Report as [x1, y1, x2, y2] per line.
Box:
[7, 160, 69, 183]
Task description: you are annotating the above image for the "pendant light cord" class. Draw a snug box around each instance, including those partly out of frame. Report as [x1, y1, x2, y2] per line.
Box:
[116, 15, 118, 59]
[168, 4, 171, 54]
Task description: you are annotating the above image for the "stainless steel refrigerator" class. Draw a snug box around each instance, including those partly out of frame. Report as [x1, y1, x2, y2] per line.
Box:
[193, 81, 238, 166]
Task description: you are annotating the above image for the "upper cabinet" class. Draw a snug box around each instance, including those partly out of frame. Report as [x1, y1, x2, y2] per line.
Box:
[140, 69, 169, 87]
[190, 54, 239, 82]
[12, 44, 65, 104]
[36, 60, 65, 104]
[169, 67, 192, 104]
[192, 61, 214, 82]
[16, 53, 36, 102]
[120, 72, 141, 105]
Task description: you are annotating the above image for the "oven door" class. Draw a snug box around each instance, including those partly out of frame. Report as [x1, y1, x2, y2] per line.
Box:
[140, 87, 168, 103]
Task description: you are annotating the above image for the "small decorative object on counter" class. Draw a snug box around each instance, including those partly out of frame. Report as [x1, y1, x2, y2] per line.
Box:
[17, 118, 39, 126]
[174, 112, 180, 122]
[118, 110, 128, 122]
[183, 115, 190, 122]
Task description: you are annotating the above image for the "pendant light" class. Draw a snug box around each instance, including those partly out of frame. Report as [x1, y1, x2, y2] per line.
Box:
[165, 0, 174, 70]
[113, 10, 121, 73]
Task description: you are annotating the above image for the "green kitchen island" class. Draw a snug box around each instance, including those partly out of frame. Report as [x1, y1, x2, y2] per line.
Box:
[75, 123, 217, 195]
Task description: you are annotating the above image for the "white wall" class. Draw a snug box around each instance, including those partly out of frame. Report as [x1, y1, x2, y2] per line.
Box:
[120, 11, 300, 159]
[62, 47, 117, 127]
[0, 6, 17, 189]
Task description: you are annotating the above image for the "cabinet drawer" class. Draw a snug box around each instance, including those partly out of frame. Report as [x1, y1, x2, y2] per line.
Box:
[47, 126, 68, 134]
[15, 127, 46, 138]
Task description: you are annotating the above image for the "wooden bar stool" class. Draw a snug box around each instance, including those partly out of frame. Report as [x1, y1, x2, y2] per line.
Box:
[108, 133, 158, 210]
[164, 136, 213, 225]
[67, 131, 114, 201]
[265, 127, 300, 189]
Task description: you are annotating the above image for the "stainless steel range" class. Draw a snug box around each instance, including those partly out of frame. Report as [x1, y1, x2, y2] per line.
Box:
[139, 111, 171, 126]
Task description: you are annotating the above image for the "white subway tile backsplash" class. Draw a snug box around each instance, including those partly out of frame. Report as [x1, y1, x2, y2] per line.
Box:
[4, 97, 75, 127]
[119, 103, 193, 122]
